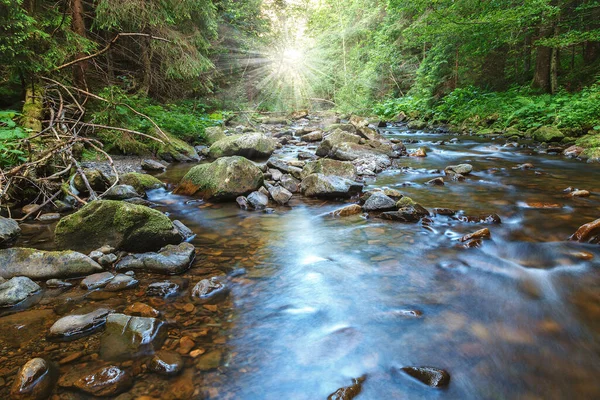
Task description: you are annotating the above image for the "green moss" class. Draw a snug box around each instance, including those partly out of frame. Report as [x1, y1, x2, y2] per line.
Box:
[155, 132, 198, 161]
[533, 126, 564, 143]
[576, 133, 600, 148]
[120, 173, 164, 193]
[396, 197, 416, 208]
[208, 133, 276, 159]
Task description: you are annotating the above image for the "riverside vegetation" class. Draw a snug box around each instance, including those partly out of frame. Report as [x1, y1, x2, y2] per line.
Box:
[1, 1, 600, 399]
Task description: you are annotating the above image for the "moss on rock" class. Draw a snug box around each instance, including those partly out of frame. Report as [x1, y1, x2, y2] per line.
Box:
[533, 126, 564, 143]
[208, 133, 276, 160]
[174, 156, 263, 200]
[156, 133, 200, 162]
[55, 200, 182, 253]
[119, 173, 164, 193]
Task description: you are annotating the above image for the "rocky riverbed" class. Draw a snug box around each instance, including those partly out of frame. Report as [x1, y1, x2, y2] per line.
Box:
[0, 114, 599, 399]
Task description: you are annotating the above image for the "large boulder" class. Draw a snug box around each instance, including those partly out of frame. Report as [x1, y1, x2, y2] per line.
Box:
[301, 159, 357, 180]
[208, 133, 276, 160]
[115, 243, 195, 275]
[100, 313, 167, 361]
[0, 216, 20, 247]
[533, 126, 564, 143]
[174, 156, 263, 200]
[0, 276, 40, 307]
[204, 126, 227, 145]
[315, 130, 361, 157]
[330, 142, 394, 161]
[157, 134, 200, 163]
[54, 200, 182, 253]
[301, 174, 363, 198]
[0, 248, 102, 279]
[119, 173, 164, 193]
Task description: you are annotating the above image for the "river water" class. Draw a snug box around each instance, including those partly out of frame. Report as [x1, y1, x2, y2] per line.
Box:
[5, 127, 600, 399]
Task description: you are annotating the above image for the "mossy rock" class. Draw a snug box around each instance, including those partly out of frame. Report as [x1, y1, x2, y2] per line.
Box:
[396, 197, 416, 208]
[157, 133, 200, 163]
[504, 126, 525, 138]
[119, 173, 165, 193]
[301, 159, 357, 180]
[204, 127, 226, 145]
[576, 133, 600, 148]
[73, 169, 110, 194]
[407, 120, 427, 130]
[532, 126, 564, 143]
[208, 133, 276, 160]
[580, 147, 600, 162]
[324, 123, 356, 133]
[174, 156, 264, 200]
[55, 200, 182, 253]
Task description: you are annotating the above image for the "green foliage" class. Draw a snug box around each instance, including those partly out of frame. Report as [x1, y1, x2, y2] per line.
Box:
[0, 110, 29, 167]
[91, 87, 224, 154]
[375, 85, 600, 132]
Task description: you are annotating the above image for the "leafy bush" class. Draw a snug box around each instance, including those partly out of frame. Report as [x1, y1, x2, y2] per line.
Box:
[0, 110, 29, 168]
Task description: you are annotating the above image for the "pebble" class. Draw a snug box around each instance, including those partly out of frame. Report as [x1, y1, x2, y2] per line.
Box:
[124, 302, 160, 318]
[148, 350, 184, 376]
[178, 336, 195, 355]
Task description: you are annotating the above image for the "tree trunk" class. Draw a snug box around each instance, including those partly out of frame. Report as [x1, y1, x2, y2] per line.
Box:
[531, 26, 553, 93]
[22, 85, 43, 133]
[139, 36, 152, 95]
[71, 0, 87, 89]
[523, 34, 532, 82]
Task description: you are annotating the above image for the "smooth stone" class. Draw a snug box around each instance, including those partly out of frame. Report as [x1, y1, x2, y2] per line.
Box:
[236, 196, 249, 210]
[89, 250, 103, 261]
[48, 308, 112, 340]
[247, 191, 269, 210]
[329, 204, 363, 217]
[10, 358, 56, 400]
[280, 174, 300, 193]
[72, 365, 133, 397]
[569, 189, 590, 198]
[142, 159, 167, 171]
[195, 350, 223, 371]
[173, 220, 194, 240]
[191, 277, 229, 304]
[410, 148, 427, 157]
[46, 279, 73, 288]
[570, 218, 600, 244]
[399, 366, 450, 388]
[425, 177, 445, 186]
[148, 350, 184, 376]
[0, 277, 40, 307]
[80, 272, 115, 290]
[104, 185, 141, 200]
[301, 174, 363, 198]
[381, 205, 429, 223]
[0, 248, 102, 280]
[147, 281, 183, 298]
[37, 213, 61, 222]
[208, 132, 277, 159]
[115, 242, 195, 275]
[100, 313, 167, 361]
[98, 253, 117, 267]
[363, 192, 396, 212]
[460, 228, 491, 242]
[302, 159, 357, 180]
[445, 164, 473, 175]
[267, 185, 293, 205]
[124, 302, 160, 318]
[104, 274, 139, 292]
[269, 168, 283, 181]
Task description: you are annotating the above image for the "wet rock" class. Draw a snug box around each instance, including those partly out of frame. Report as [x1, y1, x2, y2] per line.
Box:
[316, 130, 361, 157]
[74, 168, 110, 194]
[433, 208, 456, 216]
[269, 168, 283, 181]
[104, 274, 139, 292]
[407, 120, 427, 130]
[174, 156, 264, 200]
[46, 279, 73, 288]
[460, 228, 491, 242]
[301, 131, 323, 142]
[147, 281, 184, 298]
[204, 126, 227, 145]
[191, 277, 229, 304]
[98, 253, 117, 267]
[120, 172, 165, 193]
[381, 206, 429, 223]
[124, 302, 160, 318]
[330, 141, 393, 162]
[55, 200, 183, 253]
[399, 366, 450, 388]
[533, 126, 564, 143]
[327, 376, 366, 400]
[514, 163, 535, 170]
[141, 159, 167, 171]
[425, 177, 445, 186]
[445, 164, 473, 175]
[173, 220, 194, 240]
[72, 365, 133, 397]
[301, 174, 363, 198]
[236, 196, 249, 210]
[37, 213, 61, 222]
[104, 185, 141, 200]
[100, 313, 167, 361]
[115, 242, 195, 275]
[0, 277, 40, 307]
[80, 272, 115, 290]
[178, 336, 195, 354]
[0, 248, 102, 280]
[302, 159, 357, 180]
[48, 308, 112, 340]
[266, 157, 294, 174]
[363, 192, 396, 212]
[0, 216, 21, 246]
[208, 132, 276, 159]
[280, 174, 300, 193]
[267, 185, 293, 205]
[195, 350, 223, 371]
[329, 204, 363, 217]
[568, 189, 590, 198]
[563, 145, 584, 158]
[570, 218, 600, 244]
[247, 191, 269, 210]
[164, 368, 195, 400]
[10, 358, 57, 400]
[457, 214, 502, 224]
[410, 148, 427, 157]
[123, 197, 159, 207]
[148, 350, 184, 376]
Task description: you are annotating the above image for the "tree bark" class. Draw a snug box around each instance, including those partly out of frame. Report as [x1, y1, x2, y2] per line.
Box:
[531, 26, 553, 93]
[71, 0, 87, 89]
[139, 36, 152, 95]
[523, 34, 532, 81]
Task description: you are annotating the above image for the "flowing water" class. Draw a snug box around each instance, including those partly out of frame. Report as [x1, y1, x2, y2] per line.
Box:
[4, 127, 600, 399]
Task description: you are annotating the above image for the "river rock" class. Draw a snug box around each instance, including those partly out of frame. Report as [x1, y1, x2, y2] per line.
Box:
[330, 142, 393, 162]
[563, 145, 584, 158]
[80, 272, 115, 290]
[73, 168, 110, 194]
[104, 185, 141, 200]
[267, 185, 293, 205]
[381, 200, 429, 222]
[410, 148, 427, 157]
[425, 177, 445, 186]
[147, 281, 183, 297]
[281, 174, 300, 193]
[302, 159, 357, 180]
[407, 120, 427, 130]
[173, 220, 194, 240]
[55, 200, 183, 253]
[0, 248, 102, 280]
[208, 132, 276, 159]
[46, 279, 73, 288]
[142, 159, 167, 171]
[148, 350, 184, 376]
[174, 156, 263, 200]
[236, 196, 249, 210]
[445, 164, 473, 175]
[324, 123, 356, 133]
[570, 218, 600, 244]
[247, 191, 269, 210]
[48, 308, 112, 340]
[568, 189, 590, 198]
[329, 204, 363, 217]
[97, 253, 117, 267]
[269, 168, 283, 181]
[120, 172, 165, 193]
[301, 131, 324, 142]
[533, 126, 564, 143]
[10, 358, 57, 400]
[37, 213, 60, 222]
[327, 375, 366, 400]
[316, 130, 362, 157]
[460, 228, 491, 242]
[204, 126, 227, 145]
[399, 366, 450, 388]
[363, 192, 396, 212]
[191, 277, 229, 304]
[0, 216, 21, 246]
[124, 302, 160, 318]
[100, 313, 167, 361]
[115, 242, 195, 275]
[0, 276, 40, 307]
[71, 365, 133, 396]
[104, 274, 139, 291]
[301, 174, 363, 198]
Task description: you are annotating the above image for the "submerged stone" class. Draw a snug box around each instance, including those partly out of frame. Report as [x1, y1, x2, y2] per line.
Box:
[100, 313, 167, 361]
[115, 242, 195, 275]
[10, 358, 57, 400]
[191, 277, 229, 304]
[72, 365, 133, 397]
[48, 308, 112, 341]
[0, 277, 40, 307]
[148, 350, 184, 376]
